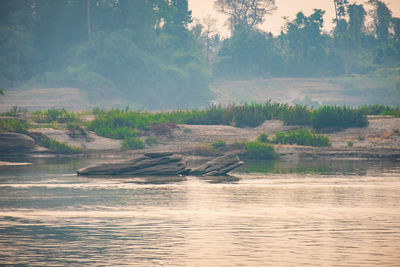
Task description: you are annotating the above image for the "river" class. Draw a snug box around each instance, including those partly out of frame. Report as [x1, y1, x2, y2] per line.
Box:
[0, 157, 399, 266]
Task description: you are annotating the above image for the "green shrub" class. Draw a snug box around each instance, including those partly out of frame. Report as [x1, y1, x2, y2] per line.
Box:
[272, 129, 331, 147]
[257, 133, 270, 143]
[244, 141, 278, 159]
[122, 136, 145, 150]
[357, 104, 400, 117]
[31, 108, 78, 123]
[67, 122, 88, 138]
[347, 141, 354, 147]
[36, 135, 82, 154]
[1, 106, 27, 117]
[311, 106, 368, 129]
[212, 140, 226, 150]
[0, 118, 28, 133]
[145, 136, 159, 147]
[279, 104, 312, 125]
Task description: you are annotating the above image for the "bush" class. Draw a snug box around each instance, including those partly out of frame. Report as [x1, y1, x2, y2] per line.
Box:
[121, 136, 145, 150]
[67, 122, 88, 138]
[244, 141, 278, 159]
[31, 108, 78, 123]
[272, 129, 331, 147]
[145, 136, 159, 147]
[257, 133, 270, 143]
[1, 106, 27, 117]
[357, 104, 400, 117]
[311, 106, 368, 129]
[0, 118, 27, 133]
[347, 141, 354, 147]
[36, 135, 82, 154]
[212, 140, 226, 150]
[279, 104, 312, 125]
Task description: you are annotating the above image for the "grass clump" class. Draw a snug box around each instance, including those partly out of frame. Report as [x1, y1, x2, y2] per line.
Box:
[66, 122, 88, 138]
[122, 136, 145, 150]
[347, 141, 354, 147]
[212, 140, 226, 150]
[0, 118, 28, 133]
[358, 104, 400, 117]
[244, 141, 278, 159]
[257, 133, 269, 143]
[1, 106, 27, 117]
[272, 129, 331, 147]
[31, 108, 78, 123]
[36, 135, 82, 154]
[311, 106, 368, 129]
[145, 136, 159, 147]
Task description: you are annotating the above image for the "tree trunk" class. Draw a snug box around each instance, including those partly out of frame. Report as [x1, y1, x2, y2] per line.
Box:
[87, 0, 91, 38]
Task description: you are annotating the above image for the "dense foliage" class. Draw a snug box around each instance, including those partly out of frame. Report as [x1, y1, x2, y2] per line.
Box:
[272, 129, 331, 147]
[243, 141, 278, 159]
[214, 1, 400, 78]
[1, 0, 211, 109]
[35, 135, 83, 154]
[87, 103, 382, 142]
[311, 106, 368, 129]
[0, 118, 27, 133]
[1, 0, 399, 109]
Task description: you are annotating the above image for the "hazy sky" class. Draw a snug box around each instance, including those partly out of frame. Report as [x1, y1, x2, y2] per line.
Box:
[188, 0, 400, 36]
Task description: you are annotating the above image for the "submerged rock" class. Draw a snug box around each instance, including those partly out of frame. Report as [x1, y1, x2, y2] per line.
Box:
[77, 153, 186, 176]
[0, 132, 35, 154]
[189, 154, 243, 176]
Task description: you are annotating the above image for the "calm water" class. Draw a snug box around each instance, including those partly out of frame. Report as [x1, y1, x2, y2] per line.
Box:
[0, 157, 399, 266]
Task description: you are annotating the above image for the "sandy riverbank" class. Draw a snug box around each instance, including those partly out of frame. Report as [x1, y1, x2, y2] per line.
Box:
[24, 116, 400, 160]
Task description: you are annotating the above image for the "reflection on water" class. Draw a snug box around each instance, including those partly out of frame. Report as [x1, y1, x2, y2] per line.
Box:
[0, 157, 399, 266]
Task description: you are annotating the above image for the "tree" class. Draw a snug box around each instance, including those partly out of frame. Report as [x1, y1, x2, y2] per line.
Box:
[391, 17, 400, 40]
[369, 0, 392, 42]
[214, 0, 276, 31]
[333, 0, 349, 21]
[283, 9, 329, 75]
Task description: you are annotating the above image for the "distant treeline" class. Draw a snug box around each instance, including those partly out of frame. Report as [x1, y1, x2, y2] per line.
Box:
[1, 0, 399, 109]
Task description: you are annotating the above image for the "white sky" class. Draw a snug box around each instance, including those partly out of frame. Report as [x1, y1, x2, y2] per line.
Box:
[188, 0, 400, 36]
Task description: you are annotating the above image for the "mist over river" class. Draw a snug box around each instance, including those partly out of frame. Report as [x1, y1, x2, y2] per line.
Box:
[0, 158, 399, 266]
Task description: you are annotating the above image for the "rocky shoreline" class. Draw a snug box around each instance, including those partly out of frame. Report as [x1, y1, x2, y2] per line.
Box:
[1, 117, 399, 167]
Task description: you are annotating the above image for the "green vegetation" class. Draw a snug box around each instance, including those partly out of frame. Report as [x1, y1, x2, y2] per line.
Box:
[272, 129, 331, 147]
[311, 106, 368, 129]
[1, 106, 27, 117]
[358, 136, 365, 141]
[243, 141, 278, 159]
[66, 122, 88, 139]
[358, 104, 400, 117]
[121, 137, 145, 150]
[0, 118, 28, 133]
[145, 137, 160, 147]
[347, 141, 354, 147]
[36, 135, 82, 154]
[31, 108, 78, 123]
[212, 140, 226, 150]
[256, 133, 269, 143]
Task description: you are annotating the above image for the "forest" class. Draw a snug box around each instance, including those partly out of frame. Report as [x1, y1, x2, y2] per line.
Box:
[1, 0, 399, 109]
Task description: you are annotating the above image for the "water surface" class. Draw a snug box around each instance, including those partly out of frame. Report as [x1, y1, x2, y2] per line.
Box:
[1, 158, 399, 266]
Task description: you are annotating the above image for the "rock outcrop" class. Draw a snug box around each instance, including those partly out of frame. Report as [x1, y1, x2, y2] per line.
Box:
[77, 152, 244, 177]
[0, 132, 35, 154]
[77, 151, 186, 176]
[189, 154, 243, 176]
